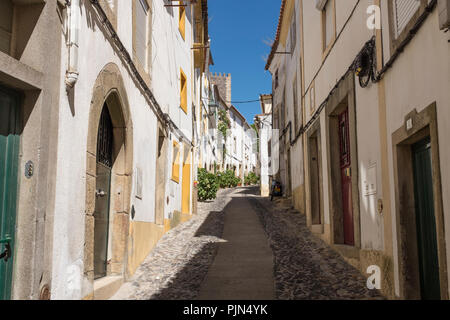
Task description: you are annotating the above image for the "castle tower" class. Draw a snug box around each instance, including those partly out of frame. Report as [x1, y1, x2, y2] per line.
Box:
[210, 72, 232, 107]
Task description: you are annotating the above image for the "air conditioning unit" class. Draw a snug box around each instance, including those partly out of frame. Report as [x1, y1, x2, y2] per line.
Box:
[315, 0, 328, 11]
[438, 0, 450, 29]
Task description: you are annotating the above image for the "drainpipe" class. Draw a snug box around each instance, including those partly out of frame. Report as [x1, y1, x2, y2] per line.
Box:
[65, 0, 80, 90]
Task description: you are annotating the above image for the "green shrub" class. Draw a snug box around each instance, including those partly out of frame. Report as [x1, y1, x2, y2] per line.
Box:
[197, 168, 219, 201]
[245, 172, 260, 185]
[217, 170, 241, 188]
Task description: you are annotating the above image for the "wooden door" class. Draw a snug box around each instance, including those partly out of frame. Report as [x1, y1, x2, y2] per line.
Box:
[94, 106, 113, 279]
[338, 108, 354, 246]
[310, 136, 321, 225]
[412, 137, 441, 300]
[0, 86, 20, 300]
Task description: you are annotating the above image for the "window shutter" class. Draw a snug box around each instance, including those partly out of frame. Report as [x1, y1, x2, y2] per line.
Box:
[180, 70, 187, 113]
[324, 0, 333, 47]
[394, 0, 421, 38]
[179, 5, 186, 40]
[135, 0, 149, 68]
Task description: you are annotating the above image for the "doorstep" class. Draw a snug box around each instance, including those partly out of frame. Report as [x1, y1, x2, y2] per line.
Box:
[93, 275, 123, 300]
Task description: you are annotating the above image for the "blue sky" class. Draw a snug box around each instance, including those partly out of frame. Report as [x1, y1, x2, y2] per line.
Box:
[208, 0, 280, 124]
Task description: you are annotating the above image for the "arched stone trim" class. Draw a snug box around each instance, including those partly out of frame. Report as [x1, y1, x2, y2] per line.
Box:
[84, 63, 133, 293]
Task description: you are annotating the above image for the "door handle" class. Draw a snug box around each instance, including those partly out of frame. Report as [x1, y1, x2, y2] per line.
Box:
[0, 238, 11, 262]
[96, 189, 107, 197]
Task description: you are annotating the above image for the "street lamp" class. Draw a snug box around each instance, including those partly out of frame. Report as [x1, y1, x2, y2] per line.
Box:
[208, 101, 218, 117]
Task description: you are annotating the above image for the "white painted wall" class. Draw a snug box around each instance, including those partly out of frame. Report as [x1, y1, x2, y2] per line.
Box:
[50, 0, 196, 299]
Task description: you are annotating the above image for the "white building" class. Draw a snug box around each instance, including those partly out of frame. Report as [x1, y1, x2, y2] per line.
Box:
[255, 94, 273, 196]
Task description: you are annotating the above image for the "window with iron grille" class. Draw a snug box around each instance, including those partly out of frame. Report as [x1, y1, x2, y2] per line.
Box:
[97, 106, 114, 168]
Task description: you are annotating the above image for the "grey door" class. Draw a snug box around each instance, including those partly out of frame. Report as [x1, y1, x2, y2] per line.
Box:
[94, 106, 113, 279]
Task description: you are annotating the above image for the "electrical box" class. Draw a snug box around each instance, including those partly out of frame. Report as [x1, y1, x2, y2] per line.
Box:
[364, 164, 377, 197]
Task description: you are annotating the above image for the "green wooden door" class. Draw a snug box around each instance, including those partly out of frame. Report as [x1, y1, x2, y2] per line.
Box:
[412, 137, 441, 300]
[0, 86, 20, 300]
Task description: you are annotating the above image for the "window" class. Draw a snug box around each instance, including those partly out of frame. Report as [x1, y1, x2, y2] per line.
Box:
[393, 0, 421, 38]
[322, 0, 335, 52]
[172, 141, 181, 183]
[0, 0, 13, 55]
[179, 3, 186, 40]
[388, 1, 427, 52]
[274, 70, 279, 90]
[290, 11, 297, 54]
[180, 69, 187, 113]
[309, 82, 316, 115]
[134, 0, 150, 70]
[293, 76, 299, 132]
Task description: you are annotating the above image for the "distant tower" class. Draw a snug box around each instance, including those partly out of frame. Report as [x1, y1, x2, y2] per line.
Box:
[210, 72, 232, 107]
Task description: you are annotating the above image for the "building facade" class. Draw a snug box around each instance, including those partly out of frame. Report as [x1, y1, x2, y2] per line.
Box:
[0, 0, 213, 300]
[266, 0, 450, 299]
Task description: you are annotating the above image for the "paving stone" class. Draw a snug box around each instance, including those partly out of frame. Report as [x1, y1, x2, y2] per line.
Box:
[111, 188, 234, 300]
[249, 196, 384, 300]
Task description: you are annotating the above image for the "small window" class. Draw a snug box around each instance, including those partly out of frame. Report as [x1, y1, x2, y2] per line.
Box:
[0, 0, 14, 55]
[135, 0, 150, 69]
[322, 0, 335, 51]
[172, 141, 180, 183]
[293, 76, 299, 132]
[179, 4, 186, 40]
[274, 70, 279, 89]
[180, 69, 187, 113]
[290, 11, 297, 53]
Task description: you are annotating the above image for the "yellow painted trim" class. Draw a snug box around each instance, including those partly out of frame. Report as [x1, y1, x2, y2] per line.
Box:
[82, 293, 94, 300]
[127, 221, 164, 276]
[181, 149, 192, 214]
[171, 141, 180, 183]
[179, 4, 186, 40]
[180, 68, 188, 114]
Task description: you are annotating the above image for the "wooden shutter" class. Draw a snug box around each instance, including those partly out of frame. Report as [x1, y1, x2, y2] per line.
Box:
[180, 69, 187, 113]
[394, 0, 421, 37]
[179, 5, 186, 40]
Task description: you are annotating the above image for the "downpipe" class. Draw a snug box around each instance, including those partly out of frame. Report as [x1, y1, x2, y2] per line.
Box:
[65, 0, 80, 90]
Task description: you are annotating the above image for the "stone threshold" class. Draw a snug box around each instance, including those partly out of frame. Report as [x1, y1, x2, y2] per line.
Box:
[93, 275, 124, 300]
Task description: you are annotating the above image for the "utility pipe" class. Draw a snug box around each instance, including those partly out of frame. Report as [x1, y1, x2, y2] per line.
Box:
[65, 0, 80, 89]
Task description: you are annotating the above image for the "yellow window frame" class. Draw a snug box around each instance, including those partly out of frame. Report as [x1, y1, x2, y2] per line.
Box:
[179, 4, 186, 40]
[180, 68, 188, 114]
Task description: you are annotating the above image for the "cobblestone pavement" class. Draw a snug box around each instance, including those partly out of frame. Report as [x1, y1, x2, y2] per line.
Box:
[112, 186, 383, 300]
[111, 188, 235, 300]
[250, 194, 384, 300]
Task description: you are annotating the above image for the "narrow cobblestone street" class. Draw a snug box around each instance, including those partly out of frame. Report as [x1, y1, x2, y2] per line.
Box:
[112, 186, 383, 300]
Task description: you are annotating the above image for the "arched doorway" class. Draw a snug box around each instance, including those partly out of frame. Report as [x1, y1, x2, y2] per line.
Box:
[83, 63, 133, 299]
